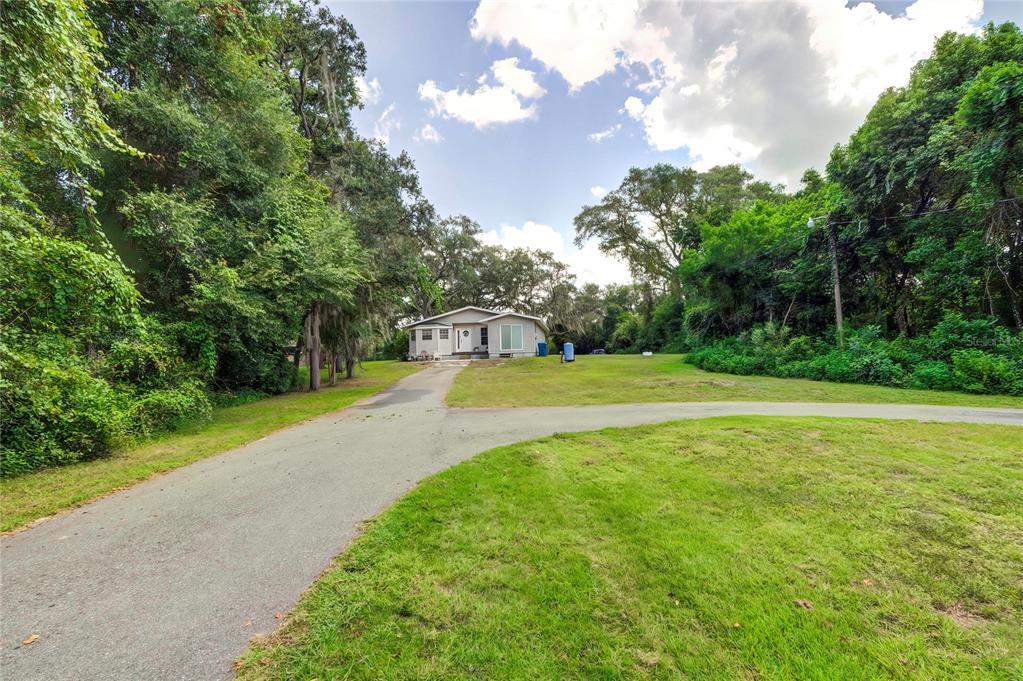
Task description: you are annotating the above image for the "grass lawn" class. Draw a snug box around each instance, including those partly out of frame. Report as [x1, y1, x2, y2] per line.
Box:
[236, 417, 1023, 680]
[1, 360, 419, 533]
[447, 354, 1023, 408]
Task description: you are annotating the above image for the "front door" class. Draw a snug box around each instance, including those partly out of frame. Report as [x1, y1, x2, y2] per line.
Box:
[456, 326, 471, 352]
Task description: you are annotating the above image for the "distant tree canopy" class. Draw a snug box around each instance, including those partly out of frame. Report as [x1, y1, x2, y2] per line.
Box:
[568, 22, 1022, 395]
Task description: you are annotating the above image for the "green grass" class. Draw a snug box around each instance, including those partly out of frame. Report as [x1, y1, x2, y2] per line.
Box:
[0, 360, 420, 533]
[447, 354, 1023, 408]
[236, 417, 1023, 680]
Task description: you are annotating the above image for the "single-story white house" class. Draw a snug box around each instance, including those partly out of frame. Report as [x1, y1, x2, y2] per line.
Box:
[403, 306, 548, 360]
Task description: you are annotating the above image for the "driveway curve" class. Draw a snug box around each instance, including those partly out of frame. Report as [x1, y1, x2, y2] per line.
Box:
[3, 366, 1021, 680]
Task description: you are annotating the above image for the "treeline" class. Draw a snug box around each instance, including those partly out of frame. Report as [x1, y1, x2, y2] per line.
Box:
[556, 22, 1022, 396]
[0, 0, 577, 475]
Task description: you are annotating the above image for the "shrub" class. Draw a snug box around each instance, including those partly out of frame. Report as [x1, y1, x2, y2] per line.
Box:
[951, 349, 1023, 395]
[0, 341, 128, 475]
[909, 360, 956, 390]
[685, 312, 1022, 397]
[124, 383, 213, 437]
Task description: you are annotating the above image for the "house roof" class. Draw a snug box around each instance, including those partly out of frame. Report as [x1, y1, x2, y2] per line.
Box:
[479, 311, 550, 333]
[400, 305, 500, 329]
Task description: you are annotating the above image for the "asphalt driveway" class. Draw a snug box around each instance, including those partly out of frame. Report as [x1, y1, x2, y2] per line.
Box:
[3, 366, 1021, 680]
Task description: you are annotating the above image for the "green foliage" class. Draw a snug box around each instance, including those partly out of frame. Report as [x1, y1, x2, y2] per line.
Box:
[0, 340, 125, 476]
[570, 22, 1022, 387]
[688, 313, 1023, 396]
[1, 0, 371, 475]
[125, 383, 212, 438]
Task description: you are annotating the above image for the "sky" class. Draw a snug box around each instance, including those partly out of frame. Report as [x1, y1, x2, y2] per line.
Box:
[330, 0, 1020, 286]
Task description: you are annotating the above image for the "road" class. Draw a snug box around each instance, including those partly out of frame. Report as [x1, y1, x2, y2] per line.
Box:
[3, 366, 1021, 679]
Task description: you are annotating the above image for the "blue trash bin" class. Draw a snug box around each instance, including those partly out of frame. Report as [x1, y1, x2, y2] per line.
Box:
[537, 341, 548, 357]
[563, 342, 575, 362]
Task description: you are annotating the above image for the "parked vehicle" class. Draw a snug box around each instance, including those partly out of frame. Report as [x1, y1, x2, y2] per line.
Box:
[591, 348, 606, 355]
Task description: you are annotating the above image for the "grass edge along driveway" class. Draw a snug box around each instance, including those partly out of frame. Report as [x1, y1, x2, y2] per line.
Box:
[447, 354, 1023, 409]
[1, 360, 420, 533]
[236, 416, 1023, 680]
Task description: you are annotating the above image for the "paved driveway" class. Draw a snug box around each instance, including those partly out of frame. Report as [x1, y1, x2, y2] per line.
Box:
[3, 366, 1021, 680]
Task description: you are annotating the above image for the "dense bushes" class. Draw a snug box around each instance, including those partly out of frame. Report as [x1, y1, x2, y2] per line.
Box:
[0, 320, 219, 476]
[687, 314, 1023, 396]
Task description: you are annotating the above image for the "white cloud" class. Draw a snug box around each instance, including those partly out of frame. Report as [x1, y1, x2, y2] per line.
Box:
[355, 76, 382, 105]
[467, 0, 986, 186]
[480, 221, 632, 286]
[471, 0, 681, 90]
[623, 96, 645, 118]
[413, 123, 443, 143]
[590, 185, 607, 198]
[418, 57, 545, 128]
[707, 42, 737, 85]
[624, 95, 762, 169]
[373, 104, 399, 144]
[588, 123, 621, 143]
[803, 0, 982, 105]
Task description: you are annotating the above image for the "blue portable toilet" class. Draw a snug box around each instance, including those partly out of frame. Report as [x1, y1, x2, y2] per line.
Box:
[563, 342, 575, 362]
[537, 341, 548, 357]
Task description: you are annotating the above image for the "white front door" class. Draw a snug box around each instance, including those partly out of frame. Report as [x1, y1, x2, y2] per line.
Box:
[455, 326, 471, 351]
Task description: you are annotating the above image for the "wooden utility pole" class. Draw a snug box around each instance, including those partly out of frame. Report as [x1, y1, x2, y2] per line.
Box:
[826, 215, 845, 349]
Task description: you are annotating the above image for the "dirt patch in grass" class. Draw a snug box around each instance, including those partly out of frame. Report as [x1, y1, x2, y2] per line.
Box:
[940, 603, 989, 628]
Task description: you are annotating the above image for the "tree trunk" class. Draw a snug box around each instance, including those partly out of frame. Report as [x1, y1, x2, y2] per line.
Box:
[345, 357, 355, 380]
[328, 350, 337, 386]
[309, 301, 321, 391]
[781, 293, 796, 329]
[827, 218, 845, 349]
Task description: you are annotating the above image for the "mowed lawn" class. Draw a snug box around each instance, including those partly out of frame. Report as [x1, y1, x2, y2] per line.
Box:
[447, 354, 1023, 408]
[1, 361, 420, 533]
[236, 418, 1023, 680]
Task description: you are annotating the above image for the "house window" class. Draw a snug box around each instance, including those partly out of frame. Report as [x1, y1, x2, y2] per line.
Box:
[500, 324, 523, 351]
[408, 330, 415, 341]
[480, 327, 488, 346]
[422, 329, 432, 341]
[439, 329, 449, 340]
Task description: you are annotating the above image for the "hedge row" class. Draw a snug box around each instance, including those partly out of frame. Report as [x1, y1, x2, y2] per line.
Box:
[686, 314, 1023, 396]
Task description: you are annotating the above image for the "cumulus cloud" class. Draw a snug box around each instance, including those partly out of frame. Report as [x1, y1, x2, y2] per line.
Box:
[418, 57, 545, 128]
[804, 0, 982, 105]
[373, 104, 399, 144]
[414, 123, 444, 143]
[588, 123, 621, 143]
[469, 0, 985, 185]
[479, 221, 632, 286]
[355, 76, 382, 105]
[590, 185, 608, 198]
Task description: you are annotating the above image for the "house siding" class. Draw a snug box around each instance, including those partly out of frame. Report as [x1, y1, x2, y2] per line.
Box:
[487, 317, 546, 358]
[405, 308, 546, 360]
[407, 326, 453, 359]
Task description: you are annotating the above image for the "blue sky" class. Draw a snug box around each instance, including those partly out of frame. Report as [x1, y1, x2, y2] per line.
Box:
[330, 0, 1020, 285]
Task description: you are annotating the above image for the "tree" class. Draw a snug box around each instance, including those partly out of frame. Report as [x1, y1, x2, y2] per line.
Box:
[575, 164, 784, 291]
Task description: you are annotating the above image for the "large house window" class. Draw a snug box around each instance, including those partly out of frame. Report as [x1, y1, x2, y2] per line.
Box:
[480, 327, 488, 346]
[409, 330, 415, 341]
[422, 329, 433, 341]
[439, 329, 449, 340]
[500, 324, 523, 351]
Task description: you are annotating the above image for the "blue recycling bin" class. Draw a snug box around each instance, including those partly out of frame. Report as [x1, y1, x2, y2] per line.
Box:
[563, 342, 575, 362]
[537, 341, 548, 357]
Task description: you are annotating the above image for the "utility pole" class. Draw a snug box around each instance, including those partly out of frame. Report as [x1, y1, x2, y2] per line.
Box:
[809, 215, 845, 349]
